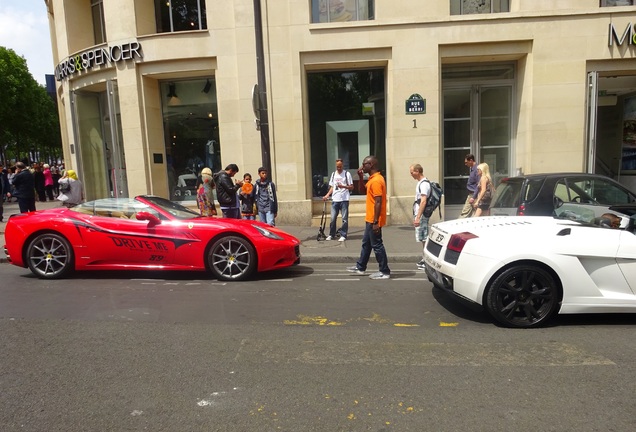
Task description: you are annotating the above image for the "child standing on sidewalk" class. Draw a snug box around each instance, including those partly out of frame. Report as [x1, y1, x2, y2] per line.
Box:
[239, 173, 256, 220]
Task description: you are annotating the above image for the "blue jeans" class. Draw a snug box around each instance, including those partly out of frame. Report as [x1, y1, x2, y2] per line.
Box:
[258, 210, 275, 226]
[221, 207, 241, 219]
[356, 222, 390, 274]
[329, 200, 349, 237]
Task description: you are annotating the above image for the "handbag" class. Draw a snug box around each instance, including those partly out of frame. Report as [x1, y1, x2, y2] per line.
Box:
[481, 181, 493, 204]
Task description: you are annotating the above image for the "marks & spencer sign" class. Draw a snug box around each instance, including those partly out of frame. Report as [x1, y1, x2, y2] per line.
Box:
[609, 23, 636, 47]
[55, 41, 143, 81]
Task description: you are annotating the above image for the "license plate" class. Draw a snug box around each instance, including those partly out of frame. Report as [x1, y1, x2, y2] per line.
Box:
[424, 262, 444, 287]
[429, 230, 445, 244]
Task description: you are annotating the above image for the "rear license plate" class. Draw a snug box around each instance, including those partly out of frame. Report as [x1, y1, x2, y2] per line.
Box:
[429, 230, 445, 244]
[424, 263, 444, 287]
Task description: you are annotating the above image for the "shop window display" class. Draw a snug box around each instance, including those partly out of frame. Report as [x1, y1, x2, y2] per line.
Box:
[307, 69, 386, 197]
[160, 79, 219, 201]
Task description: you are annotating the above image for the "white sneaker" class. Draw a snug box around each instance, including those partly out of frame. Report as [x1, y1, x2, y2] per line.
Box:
[346, 266, 364, 275]
[325, 236, 332, 241]
[369, 272, 390, 280]
[338, 236, 346, 242]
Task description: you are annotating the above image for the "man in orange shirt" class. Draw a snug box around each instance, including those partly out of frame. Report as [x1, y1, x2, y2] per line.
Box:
[347, 155, 391, 279]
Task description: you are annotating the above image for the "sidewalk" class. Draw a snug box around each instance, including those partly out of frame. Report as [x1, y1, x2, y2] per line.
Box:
[0, 200, 423, 265]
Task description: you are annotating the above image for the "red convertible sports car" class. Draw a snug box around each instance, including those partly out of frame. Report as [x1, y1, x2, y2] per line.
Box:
[3, 196, 300, 281]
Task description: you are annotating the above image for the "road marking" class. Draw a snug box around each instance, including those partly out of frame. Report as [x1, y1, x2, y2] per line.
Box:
[284, 315, 344, 326]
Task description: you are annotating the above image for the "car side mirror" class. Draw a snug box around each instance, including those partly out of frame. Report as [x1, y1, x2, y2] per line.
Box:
[553, 196, 564, 209]
[135, 211, 161, 227]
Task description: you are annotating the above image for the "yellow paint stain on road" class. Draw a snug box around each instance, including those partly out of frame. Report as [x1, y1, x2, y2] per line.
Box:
[393, 323, 420, 327]
[439, 321, 459, 327]
[283, 315, 344, 326]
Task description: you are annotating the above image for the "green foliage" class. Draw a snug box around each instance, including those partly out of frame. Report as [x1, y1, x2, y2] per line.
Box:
[0, 46, 62, 164]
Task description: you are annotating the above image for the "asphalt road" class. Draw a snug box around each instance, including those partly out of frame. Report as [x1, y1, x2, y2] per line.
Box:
[1, 263, 635, 432]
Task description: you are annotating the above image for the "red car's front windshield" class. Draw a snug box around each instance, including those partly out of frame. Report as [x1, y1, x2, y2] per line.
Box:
[71, 196, 201, 221]
[139, 196, 201, 220]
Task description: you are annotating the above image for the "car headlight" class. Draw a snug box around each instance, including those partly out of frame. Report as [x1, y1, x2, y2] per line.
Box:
[252, 224, 284, 240]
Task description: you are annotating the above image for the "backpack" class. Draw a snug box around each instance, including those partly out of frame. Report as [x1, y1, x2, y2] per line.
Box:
[422, 179, 443, 218]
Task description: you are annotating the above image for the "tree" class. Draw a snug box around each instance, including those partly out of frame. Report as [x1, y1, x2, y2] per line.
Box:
[0, 46, 62, 164]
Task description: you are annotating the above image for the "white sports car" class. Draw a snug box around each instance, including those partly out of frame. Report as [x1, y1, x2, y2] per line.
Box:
[423, 207, 636, 328]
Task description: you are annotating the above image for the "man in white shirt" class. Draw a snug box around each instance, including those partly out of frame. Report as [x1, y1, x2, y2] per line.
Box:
[410, 163, 431, 270]
[322, 158, 354, 241]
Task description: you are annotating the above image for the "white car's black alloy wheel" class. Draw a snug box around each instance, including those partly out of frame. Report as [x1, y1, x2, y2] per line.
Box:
[486, 265, 561, 328]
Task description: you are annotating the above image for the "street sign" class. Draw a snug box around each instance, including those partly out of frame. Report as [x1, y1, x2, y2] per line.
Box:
[405, 93, 426, 114]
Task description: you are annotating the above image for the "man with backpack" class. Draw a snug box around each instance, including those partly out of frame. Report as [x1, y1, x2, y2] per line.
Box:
[252, 167, 278, 226]
[410, 164, 431, 270]
[322, 158, 353, 241]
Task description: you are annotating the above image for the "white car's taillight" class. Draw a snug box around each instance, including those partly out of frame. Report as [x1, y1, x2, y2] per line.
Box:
[447, 232, 478, 253]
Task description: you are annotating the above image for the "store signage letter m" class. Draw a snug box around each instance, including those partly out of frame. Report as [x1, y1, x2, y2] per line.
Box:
[608, 23, 636, 47]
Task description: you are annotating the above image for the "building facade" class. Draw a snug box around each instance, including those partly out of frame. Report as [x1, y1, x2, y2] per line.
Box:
[45, 0, 636, 225]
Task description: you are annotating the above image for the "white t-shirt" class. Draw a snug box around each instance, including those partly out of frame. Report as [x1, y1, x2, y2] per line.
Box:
[414, 178, 431, 215]
[329, 170, 353, 202]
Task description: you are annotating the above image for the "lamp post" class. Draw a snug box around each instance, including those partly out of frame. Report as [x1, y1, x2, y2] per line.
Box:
[253, 0, 271, 174]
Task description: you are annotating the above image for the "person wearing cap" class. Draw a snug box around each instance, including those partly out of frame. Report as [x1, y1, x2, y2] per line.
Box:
[196, 167, 217, 217]
[251, 166, 278, 226]
[213, 163, 243, 219]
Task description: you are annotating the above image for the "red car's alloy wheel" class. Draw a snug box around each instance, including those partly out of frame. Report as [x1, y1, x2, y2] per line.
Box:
[26, 233, 74, 279]
[208, 235, 256, 281]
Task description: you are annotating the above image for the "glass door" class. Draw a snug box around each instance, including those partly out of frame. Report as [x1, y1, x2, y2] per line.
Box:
[71, 80, 128, 201]
[480, 86, 511, 186]
[106, 80, 128, 198]
[442, 85, 512, 205]
[585, 71, 598, 174]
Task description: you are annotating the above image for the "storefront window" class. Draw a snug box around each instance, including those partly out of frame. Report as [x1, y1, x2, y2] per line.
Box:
[307, 69, 386, 197]
[155, 0, 207, 33]
[160, 78, 219, 201]
[311, 0, 374, 23]
[450, 0, 509, 15]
